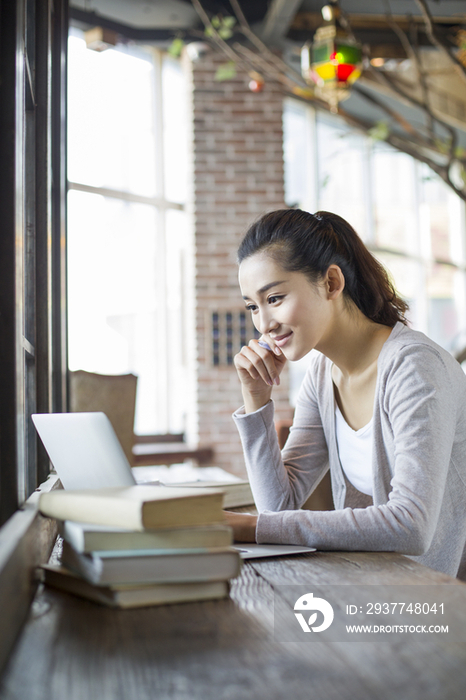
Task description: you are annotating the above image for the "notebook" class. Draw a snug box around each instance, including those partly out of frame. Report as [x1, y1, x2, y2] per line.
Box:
[32, 412, 316, 559]
[233, 544, 316, 559]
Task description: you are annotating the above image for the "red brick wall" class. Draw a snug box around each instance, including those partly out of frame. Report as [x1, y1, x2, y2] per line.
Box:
[185, 49, 293, 477]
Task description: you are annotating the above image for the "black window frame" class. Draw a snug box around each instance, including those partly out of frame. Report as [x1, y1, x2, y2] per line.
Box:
[0, 0, 68, 526]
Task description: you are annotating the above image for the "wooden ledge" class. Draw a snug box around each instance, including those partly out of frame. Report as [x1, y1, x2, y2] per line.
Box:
[0, 474, 61, 676]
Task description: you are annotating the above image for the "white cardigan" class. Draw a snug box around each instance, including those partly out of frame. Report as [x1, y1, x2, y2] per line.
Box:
[233, 322, 466, 580]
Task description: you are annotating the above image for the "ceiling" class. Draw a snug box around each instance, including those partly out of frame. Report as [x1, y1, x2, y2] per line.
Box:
[69, 1, 466, 150]
[69, 1, 466, 43]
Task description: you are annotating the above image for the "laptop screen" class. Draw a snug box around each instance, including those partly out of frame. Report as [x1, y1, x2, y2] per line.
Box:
[32, 412, 136, 490]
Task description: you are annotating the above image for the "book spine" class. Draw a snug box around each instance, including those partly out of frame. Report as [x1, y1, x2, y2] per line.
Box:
[61, 524, 233, 553]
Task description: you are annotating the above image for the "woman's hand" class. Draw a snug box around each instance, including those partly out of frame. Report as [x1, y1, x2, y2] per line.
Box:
[224, 511, 258, 542]
[234, 336, 287, 413]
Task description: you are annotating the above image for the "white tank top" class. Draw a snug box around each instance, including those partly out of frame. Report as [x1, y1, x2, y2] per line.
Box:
[335, 404, 373, 496]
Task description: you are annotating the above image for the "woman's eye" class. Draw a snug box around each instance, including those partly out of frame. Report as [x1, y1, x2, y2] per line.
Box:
[246, 304, 257, 313]
[268, 295, 283, 304]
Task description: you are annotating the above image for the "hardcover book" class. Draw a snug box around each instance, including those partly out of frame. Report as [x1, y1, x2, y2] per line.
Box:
[39, 484, 225, 530]
[41, 564, 229, 608]
[60, 521, 233, 553]
[61, 540, 242, 586]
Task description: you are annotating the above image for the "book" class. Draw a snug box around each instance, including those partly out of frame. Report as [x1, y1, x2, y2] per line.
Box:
[39, 485, 225, 530]
[61, 540, 242, 586]
[60, 521, 233, 554]
[132, 465, 255, 508]
[166, 480, 255, 509]
[40, 564, 229, 608]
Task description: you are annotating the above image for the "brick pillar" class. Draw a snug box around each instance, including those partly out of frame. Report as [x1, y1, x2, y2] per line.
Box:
[186, 49, 293, 477]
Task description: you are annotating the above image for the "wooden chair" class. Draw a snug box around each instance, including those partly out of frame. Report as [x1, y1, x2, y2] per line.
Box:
[69, 370, 138, 465]
[275, 418, 334, 511]
[69, 370, 214, 467]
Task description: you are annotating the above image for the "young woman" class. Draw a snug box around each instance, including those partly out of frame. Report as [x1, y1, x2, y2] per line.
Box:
[224, 208, 466, 580]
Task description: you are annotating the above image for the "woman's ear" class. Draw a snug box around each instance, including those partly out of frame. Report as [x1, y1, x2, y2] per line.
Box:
[326, 265, 345, 299]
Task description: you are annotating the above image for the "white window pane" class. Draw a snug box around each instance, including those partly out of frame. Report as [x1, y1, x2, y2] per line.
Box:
[67, 32, 156, 196]
[373, 147, 418, 255]
[316, 116, 367, 238]
[376, 252, 466, 351]
[419, 165, 464, 264]
[426, 263, 463, 350]
[67, 190, 160, 434]
[374, 252, 424, 329]
[165, 209, 190, 433]
[162, 56, 188, 204]
[283, 100, 314, 209]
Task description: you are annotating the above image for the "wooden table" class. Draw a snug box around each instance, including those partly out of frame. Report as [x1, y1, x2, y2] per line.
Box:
[1, 550, 465, 700]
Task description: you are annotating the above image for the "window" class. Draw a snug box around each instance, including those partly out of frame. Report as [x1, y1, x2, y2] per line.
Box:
[0, 0, 67, 524]
[283, 99, 466, 402]
[67, 30, 189, 435]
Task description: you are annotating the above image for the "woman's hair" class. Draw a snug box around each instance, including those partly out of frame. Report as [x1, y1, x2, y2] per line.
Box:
[238, 209, 409, 327]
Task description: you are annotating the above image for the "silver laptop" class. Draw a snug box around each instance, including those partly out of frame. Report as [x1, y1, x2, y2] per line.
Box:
[32, 412, 136, 490]
[32, 412, 316, 558]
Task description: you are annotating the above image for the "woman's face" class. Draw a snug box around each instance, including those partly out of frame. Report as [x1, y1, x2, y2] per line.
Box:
[239, 251, 333, 361]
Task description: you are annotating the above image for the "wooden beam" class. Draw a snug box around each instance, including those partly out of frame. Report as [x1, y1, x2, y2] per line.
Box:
[291, 12, 466, 33]
[260, 0, 302, 44]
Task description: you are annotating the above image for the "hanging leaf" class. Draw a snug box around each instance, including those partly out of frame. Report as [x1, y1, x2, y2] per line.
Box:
[167, 37, 185, 58]
[434, 138, 452, 155]
[368, 121, 389, 141]
[218, 27, 234, 40]
[222, 16, 237, 29]
[218, 16, 236, 39]
[205, 15, 236, 41]
[215, 61, 237, 81]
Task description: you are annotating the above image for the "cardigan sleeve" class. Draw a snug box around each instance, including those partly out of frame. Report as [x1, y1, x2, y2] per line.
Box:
[232, 356, 330, 513]
[254, 344, 457, 555]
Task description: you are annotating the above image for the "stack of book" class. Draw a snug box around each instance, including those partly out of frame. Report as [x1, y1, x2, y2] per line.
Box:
[38, 484, 241, 609]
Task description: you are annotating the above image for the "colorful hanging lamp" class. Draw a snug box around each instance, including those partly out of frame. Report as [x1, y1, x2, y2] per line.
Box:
[301, 2, 362, 113]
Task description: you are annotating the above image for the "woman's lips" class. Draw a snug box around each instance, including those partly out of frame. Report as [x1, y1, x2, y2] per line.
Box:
[272, 332, 293, 348]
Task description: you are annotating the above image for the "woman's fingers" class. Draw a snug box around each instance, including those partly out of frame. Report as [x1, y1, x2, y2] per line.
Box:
[257, 337, 288, 378]
[234, 350, 261, 381]
[234, 339, 283, 387]
[258, 335, 283, 357]
[249, 340, 282, 385]
[235, 347, 274, 386]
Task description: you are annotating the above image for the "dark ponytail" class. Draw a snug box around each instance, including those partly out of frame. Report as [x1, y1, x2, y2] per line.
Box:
[238, 209, 409, 327]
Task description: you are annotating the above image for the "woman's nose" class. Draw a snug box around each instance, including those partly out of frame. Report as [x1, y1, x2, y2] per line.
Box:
[256, 309, 279, 336]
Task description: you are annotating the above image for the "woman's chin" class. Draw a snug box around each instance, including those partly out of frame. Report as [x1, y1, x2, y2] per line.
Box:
[281, 348, 299, 362]
[284, 345, 313, 362]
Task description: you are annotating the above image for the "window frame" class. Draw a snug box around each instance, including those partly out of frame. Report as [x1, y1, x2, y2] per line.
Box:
[0, 0, 68, 675]
[0, 0, 68, 524]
